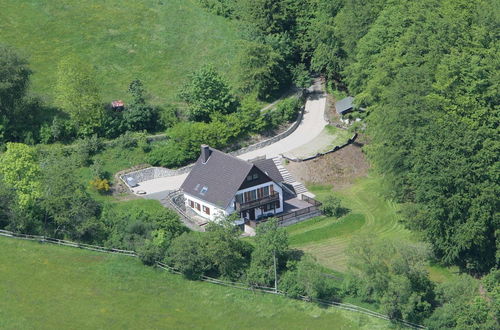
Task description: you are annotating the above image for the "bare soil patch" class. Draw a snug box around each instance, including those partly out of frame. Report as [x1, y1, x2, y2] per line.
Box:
[325, 92, 341, 123]
[285, 143, 370, 190]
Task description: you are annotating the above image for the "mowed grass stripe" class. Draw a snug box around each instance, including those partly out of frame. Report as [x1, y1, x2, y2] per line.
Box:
[289, 214, 365, 246]
[0, 236, 389, 329]
[287, 175, 414, 271]
[0, 0, 240, 104]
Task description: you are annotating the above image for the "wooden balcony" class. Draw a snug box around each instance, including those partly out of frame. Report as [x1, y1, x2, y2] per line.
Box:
[235, 192, 280, 212]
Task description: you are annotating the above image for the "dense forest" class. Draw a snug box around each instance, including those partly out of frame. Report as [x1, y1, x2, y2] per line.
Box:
[0, 0, 498, 328]
[197, 0, 499, 275]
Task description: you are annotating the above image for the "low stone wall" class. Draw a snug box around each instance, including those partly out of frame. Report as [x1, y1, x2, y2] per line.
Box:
[119, 163, 195, 186]
[230, 104, 305, 157]
[282, 133, 358, 162]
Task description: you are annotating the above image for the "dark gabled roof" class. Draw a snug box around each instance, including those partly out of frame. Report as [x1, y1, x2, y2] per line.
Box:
[335, 96, 355, 115]
[181, 147, 282, 209]
[252, 158, 283, 183]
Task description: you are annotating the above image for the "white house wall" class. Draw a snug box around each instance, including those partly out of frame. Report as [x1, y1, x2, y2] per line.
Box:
[184, 193, 227, 221]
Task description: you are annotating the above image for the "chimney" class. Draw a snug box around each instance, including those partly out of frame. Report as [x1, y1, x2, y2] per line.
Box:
[201, 145, 211, 163]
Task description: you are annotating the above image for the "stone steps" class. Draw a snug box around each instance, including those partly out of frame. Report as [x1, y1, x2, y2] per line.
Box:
[271, 157, 311, 197]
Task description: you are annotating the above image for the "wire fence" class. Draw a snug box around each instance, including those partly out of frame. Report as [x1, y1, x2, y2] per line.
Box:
[0, 229, 425, 329]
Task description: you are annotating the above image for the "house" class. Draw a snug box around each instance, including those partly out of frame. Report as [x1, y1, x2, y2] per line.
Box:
[180, 145, 284, 223]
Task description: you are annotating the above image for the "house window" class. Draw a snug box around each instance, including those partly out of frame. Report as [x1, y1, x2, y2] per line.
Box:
[195, 202, 201, 211]
[257, 186, 270, 199]
[244, 190, 257, 202]
[189, 200, 194, 208]
[235, 194, 243, 203]
[275, 200, 280, 209]
[203, 205, 210, 215]
[246, 173, 259, 181]
[200, 186, 208, 195]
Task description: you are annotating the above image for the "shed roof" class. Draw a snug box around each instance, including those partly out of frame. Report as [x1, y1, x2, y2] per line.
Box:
[335, 96, 355, 115]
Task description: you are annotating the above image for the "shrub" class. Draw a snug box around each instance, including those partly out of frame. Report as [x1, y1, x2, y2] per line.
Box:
[89, 178, 110, 193]
[147, 141, 193, 168]
[111, 131, 138, 149]
[159, 104, 179, 130]
[321, 195, 350, 217]
[279, 256, 330, 300]
[90, 159, 108, 180]
[72, 135, 103, 166]
[166, 233, 209, 280]
[277, 97, 301, 122]
[138, 229, 172, 266]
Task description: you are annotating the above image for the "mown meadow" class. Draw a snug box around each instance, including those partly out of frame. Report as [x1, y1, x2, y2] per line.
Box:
[0, 0, 240, 104]
[0, 236, 389, 329]
[286, 175, 457, 282]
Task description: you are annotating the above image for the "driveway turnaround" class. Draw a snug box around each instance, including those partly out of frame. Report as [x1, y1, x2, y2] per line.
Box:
[134, 79, 328, 195]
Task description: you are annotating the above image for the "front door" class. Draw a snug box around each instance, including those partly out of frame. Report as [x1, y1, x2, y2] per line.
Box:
[249, 208, 255, 220]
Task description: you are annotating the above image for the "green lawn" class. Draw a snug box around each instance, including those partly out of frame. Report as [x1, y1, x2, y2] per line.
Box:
[286, 175, 413, 272]
[0, 0, 240, 105]
[286, 175, 455, 281]
[0, 237, 389, 329]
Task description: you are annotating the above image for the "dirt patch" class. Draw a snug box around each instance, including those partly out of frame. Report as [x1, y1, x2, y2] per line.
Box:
[325, 92, 341, 123]
[285, 143, 370, 190]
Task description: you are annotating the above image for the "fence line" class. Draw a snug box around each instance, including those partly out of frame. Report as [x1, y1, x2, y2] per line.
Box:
[0, 229, 424, 329]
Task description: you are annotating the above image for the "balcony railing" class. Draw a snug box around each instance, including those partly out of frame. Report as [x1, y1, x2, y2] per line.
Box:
[235, 192, 280, 212]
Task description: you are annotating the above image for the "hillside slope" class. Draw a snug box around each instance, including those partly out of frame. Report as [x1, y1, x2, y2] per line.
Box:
[0, 237, 389, 329]
[0, 0, 240, 104]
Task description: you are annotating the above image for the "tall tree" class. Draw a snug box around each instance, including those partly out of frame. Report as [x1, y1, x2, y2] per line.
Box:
[55, 56, 103, 136]
[237, 41, 287, 100]
[347, 237, 436, 323]
[247, 218, 289, 287]
[39, 150, 101, 240]
[123, 79, 159, 131]
[179, 65, 238, 122]
[0, 44, 32, 143]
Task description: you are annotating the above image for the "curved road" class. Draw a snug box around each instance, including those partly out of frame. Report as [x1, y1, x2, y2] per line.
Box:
[139, 79, 327, 196]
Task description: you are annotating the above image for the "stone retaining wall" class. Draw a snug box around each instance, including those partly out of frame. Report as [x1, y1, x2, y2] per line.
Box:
[230, 104, 305, 157]
[282, 133, 358, 162]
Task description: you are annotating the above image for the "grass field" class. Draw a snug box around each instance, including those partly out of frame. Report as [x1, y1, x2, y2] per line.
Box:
[286, 175, 457, 281]
[0, 0, 240, 104]
[0, 237, 390, 329]
[287, 175, 413, 272]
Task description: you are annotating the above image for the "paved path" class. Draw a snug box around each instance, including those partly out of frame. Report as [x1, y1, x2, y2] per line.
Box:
[135, 79, 328, 195]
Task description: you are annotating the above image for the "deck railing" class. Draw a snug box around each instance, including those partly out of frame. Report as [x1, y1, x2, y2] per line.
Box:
[256, 195, 323, 225]
[235, 192, 280, 212]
